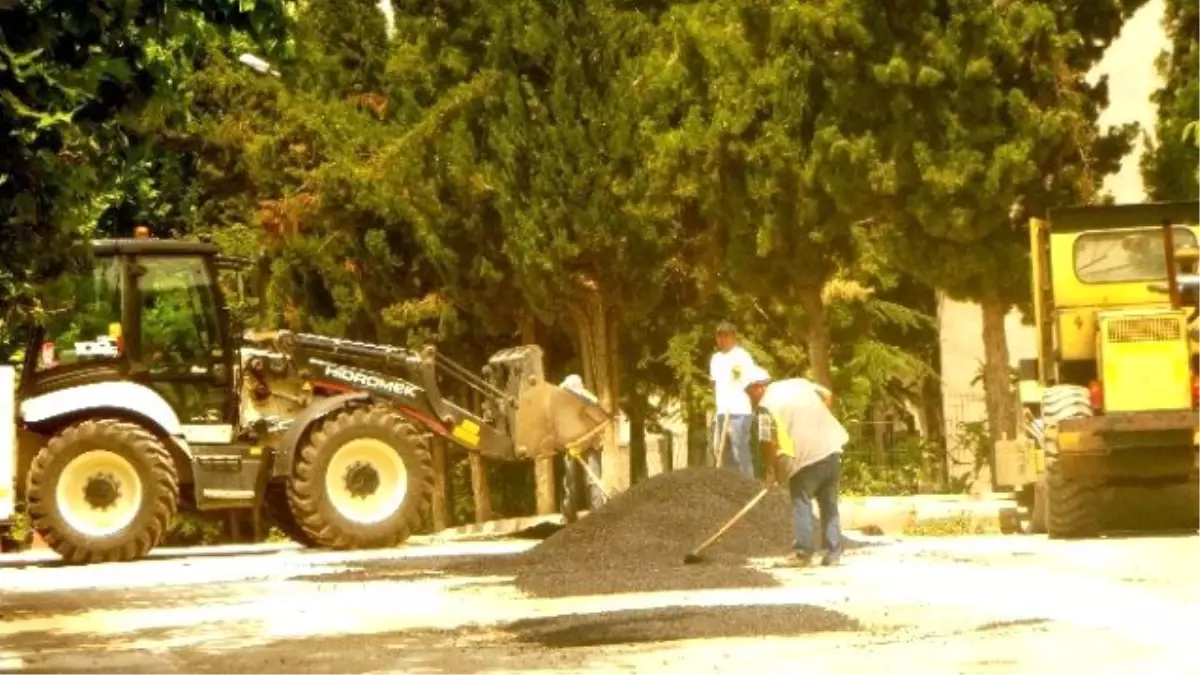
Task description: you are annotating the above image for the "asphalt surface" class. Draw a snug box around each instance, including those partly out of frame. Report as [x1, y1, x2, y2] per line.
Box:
[1, 528, 1198, 674]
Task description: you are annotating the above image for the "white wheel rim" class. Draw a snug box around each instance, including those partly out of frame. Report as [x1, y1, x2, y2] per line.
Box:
[55, 450, 144, 538]
[325, 438, 408, 525]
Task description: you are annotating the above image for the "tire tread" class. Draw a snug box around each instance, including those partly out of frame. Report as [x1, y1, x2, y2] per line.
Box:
[26, 419, 179, 564]
[286, 405, 433, 550]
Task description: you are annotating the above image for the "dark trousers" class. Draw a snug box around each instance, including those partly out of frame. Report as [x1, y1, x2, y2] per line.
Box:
[788, 452, 843, 559]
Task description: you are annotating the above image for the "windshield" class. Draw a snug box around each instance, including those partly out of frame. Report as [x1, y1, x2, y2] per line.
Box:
[1073, 227, 1198, 284]
[36, 257, 123, 372]
[138, 255, 225, 377]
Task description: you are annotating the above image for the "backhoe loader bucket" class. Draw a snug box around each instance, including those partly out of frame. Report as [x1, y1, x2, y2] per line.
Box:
[514, 382, 611, 460]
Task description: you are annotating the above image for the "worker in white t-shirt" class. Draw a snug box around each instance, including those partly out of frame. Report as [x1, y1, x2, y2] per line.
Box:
[743, 364, 849, 568]
[708, 321, 756, 477]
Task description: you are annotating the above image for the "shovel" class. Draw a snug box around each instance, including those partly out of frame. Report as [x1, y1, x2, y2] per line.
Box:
[710, 414, 732, 468]
[682, 486, 771, 564]
[571, 449, 610, 501]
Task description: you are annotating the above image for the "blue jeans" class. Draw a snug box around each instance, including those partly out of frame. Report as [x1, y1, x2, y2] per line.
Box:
[788, 453, 843, 560]
[712, 413, 754, 478]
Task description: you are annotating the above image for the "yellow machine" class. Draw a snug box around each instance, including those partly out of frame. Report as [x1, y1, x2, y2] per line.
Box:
[995, 200, 1200, 538]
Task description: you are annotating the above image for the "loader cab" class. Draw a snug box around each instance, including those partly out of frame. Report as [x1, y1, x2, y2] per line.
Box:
[21, 237, 239, 426]
[1028, 201, 1200, 414]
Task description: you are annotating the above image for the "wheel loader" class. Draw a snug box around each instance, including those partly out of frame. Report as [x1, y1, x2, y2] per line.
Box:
[0, 234, 609, 563]
[994, 200, 1200, 538]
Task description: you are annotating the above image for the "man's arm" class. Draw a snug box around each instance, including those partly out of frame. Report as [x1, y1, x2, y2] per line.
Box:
[811, 381, 833, 407]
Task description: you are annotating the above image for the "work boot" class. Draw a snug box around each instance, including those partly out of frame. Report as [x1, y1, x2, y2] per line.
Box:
[820, 554, 840, 567]
[785, 553, 813, 568]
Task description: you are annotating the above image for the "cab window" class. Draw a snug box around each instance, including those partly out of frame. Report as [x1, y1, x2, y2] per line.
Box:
[36, 257, 123, 372]
[137, 256, 225, 377]
[1074, 227, 1198, 284]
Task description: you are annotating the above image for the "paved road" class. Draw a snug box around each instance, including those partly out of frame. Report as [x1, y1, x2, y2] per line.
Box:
[1, 533, 1197, 674]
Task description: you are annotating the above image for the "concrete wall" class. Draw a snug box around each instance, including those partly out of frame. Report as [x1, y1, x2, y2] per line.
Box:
[937, 0, 1169, 492]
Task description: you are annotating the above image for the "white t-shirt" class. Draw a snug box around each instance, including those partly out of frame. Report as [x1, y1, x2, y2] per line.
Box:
[709, 346, 755, 415]
[759, 378, 849, 474]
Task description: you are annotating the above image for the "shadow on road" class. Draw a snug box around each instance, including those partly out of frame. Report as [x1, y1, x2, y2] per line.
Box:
[3, 603, 863, 674]
[509, 604, 862, 647]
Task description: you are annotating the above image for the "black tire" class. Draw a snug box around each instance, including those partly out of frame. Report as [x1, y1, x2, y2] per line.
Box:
[287, 405, 432, 549]
[1044, 461, 1099, 538]
[1040, 385, 1100, 539]
[25, 419, 179, 564]
[264, 483, 317, 547]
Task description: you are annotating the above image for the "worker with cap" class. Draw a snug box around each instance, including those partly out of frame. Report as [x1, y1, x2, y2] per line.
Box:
[709, 321, 757, 477]
[743, 364, 849, 567]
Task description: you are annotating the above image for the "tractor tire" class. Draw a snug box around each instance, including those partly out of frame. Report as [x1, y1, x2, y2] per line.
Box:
[264, 483, 317, 547]
[25, 419, 179, 564]
[287, 405, 432, 549]
[1041, 385, 1100, 539]
[1044, 461, 1100, 538]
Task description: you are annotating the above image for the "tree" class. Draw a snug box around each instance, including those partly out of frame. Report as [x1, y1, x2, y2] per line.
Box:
[632, 0, 882, 388]
[864, 0, 1142, 448]
[1140, 0, 1199, 200]
[0, 0, 289, 354]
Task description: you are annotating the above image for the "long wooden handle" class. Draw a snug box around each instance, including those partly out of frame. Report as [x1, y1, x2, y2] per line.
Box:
[574, 452, 610, 499]
[688, 487, 771, 558]
[712, 414, 732, 467]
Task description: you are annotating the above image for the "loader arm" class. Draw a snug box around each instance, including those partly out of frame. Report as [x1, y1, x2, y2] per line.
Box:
[270, 331, 610, 462]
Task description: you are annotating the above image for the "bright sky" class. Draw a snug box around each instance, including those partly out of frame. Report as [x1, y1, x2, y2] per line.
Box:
[1089, 0, 1168, 203]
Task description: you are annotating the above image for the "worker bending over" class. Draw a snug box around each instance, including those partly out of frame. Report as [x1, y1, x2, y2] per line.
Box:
[743, 365, 849, 567]
[559, 374, 606, 512]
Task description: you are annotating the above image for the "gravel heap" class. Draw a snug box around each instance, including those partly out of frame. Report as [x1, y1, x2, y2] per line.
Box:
[448, 467, 879, 598]
[525, 467, 795, 569]
[494, 468, 796, 597]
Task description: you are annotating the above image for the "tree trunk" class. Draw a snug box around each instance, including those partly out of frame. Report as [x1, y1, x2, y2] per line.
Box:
[568, 282, 629, 494]
[686, 399, 706, 469]
[628, 394, 647, 484]
[430, 437, 450, 530]
[980, 297, 1016, 484]
[798, 284, 832, 388]
[920, 372, 947, 487]
[520, 313, 556, 515]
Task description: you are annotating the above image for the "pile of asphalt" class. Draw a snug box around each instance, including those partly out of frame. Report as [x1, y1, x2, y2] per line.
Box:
[451, 467, 872, 597]
[526, 466, 795, 567]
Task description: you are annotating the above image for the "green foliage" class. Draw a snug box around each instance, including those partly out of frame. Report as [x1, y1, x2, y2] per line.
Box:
[902, 513, 999, 537]
[945, 419, 993, 493]
[0, 0, 289, 358]
[868, 0, 1141, 308]
[162, 511, 226, 547]
[841, 436, 934, 496]
[2, 0, 1161, 532]
[1140, 0, 1199, 200]
[3, 501, 34, 551]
